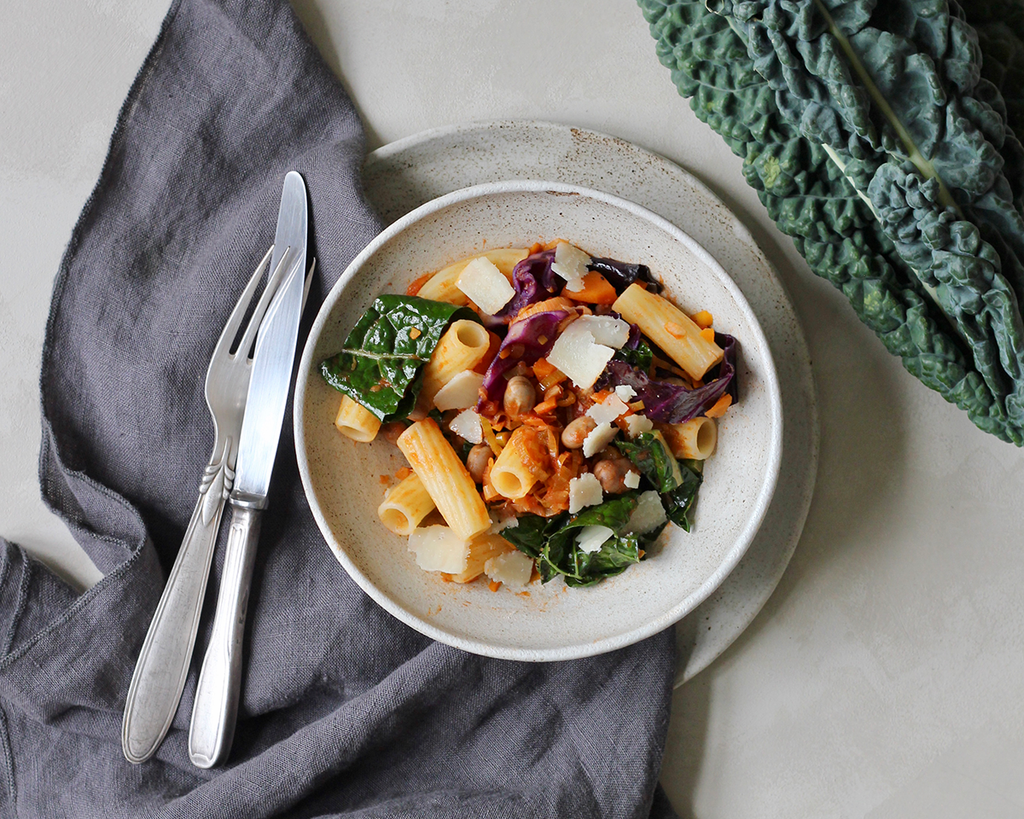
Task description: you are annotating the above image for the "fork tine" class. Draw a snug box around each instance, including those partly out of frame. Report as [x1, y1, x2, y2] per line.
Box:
[214, 245, 273, 356]
[233, 246, 295, 359]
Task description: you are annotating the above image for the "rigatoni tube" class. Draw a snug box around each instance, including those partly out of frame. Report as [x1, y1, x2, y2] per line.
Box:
[419, 320, 491, 409]
[416, 248, 528, 305]
[334, 395, 381, 442]
[377, 472, 435, 536]
[397, 419, 491, 541]
[613, 283, 723, 380]
[658, 417, 717, 460]
[489, 425, 552, 500]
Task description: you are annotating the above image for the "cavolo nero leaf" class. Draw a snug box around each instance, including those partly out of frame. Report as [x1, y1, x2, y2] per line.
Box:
[616, 432, 704, 531]
[319, 295, 477, 421]
[502, 494, 660, 587]
[637, 0, 1024, 444]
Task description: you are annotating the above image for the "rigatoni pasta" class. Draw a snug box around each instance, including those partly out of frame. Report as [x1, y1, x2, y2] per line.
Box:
[396, 419, 491, 541]
[335, 395, 382, 442]
[416, 248, 529, 304]
[419, 319, 491, 409]
[377, 472, 436, 536]
[612, 283, 723, 380]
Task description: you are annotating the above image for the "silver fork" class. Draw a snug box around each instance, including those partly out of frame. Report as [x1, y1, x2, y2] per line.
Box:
[122, 247, 300, 765]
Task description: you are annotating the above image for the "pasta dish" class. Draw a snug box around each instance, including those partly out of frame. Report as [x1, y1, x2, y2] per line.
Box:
[319, 241, 738, 589]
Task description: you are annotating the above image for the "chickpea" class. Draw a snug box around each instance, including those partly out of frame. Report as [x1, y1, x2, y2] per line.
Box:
[466, 443, 492, 484]
[561, 415, 597, 449]
[503, 375, 536, 417]
[592, 454, 634, 494]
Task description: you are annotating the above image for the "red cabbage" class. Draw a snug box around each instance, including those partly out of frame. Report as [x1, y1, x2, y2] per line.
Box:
[588, 257, 661, 294]
[600, 334, 737, 423]
[496, 249, 558, 319]
[478, 310, 571, 407]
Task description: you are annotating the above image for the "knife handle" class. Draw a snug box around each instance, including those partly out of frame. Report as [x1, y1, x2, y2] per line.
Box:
[188, 499, 263, 768]
[121, 458, 228, 764]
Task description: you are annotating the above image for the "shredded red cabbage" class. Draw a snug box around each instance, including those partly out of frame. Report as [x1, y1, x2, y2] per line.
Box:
[588, 257, 659, 293]
[495, 249, 559, 319]
[477, 310, 571, 407]
[600, 334, 738, 423]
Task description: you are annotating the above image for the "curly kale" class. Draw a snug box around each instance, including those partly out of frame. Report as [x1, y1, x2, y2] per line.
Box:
[638, 0, 1024, 443]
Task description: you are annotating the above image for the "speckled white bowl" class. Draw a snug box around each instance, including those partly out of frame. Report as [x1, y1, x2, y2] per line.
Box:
[294, 180, 783, 661]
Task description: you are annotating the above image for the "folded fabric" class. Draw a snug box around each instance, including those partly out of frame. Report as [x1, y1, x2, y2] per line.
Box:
[0, 0, 679, 816]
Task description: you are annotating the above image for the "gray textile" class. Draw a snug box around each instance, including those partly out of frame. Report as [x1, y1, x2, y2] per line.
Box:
[0, 0, 679, 816]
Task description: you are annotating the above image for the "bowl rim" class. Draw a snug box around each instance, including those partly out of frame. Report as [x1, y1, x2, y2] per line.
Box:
[294, 179, 784, 661]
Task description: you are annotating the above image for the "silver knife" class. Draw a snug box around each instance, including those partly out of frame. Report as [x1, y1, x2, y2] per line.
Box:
[187, 171, 308, 768]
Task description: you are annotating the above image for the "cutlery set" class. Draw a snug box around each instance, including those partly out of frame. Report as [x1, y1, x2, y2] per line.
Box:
[122, 172, 312, 768]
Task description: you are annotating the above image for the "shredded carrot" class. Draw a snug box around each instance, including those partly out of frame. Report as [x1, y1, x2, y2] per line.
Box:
[480, 417, 503, 456]
[528, 241, 546, 255]
[691, 310, 714, 329]
[537, 367, 567, 392]
[379, 475, 391, 486]
[488, 580, 502, 592]
[533, 397, 559, 415]
[665, 321, 688, 339]
[704, 393, 732, 418]
[395, 466, 412, 480]
[700, 327, 716, 343]
[562, 271, 617, 305]
[405, 273, 433, 297]
[512, 296, 576, 324]
[533, 357, 557, 378]
[408, 327, 422, 340]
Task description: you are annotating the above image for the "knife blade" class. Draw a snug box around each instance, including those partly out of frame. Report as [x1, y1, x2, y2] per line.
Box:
[187, 171, 308, 768]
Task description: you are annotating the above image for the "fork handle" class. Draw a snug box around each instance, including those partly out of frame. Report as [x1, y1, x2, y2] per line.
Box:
[188, 499, 263, 768]
[121, 459, 229, 764]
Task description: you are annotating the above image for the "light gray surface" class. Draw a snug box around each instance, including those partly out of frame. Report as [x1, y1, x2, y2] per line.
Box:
[2, 2, 1023, 816]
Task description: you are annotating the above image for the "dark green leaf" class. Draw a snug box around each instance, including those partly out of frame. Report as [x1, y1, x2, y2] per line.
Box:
[615, 431, 684, 493]
[319, 295, 477, 421]
[661, 462, 703, 533]
[614, 337, 653, 372]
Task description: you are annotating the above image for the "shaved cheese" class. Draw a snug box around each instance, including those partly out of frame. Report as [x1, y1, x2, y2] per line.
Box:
[449, 408, 483, 444]
[484, 550, 534, 587]
[625, 491, 667, 535]
[546, 319, 615, 389]
[576, 525, 614, 554]
[586, 393, 630, 425]
[623, 470, 641, 489]
[614, 385, 637, 402]
[623, 413, 654, 437]
[433, 371, 485, 411]
[583, 315, 631, 349]
[456, 256, 516, 314]
[408, 526, 469, 573]
[568, 472, 604, 514]
[551, 242, 591, 291]
[582, 421, 618, 457]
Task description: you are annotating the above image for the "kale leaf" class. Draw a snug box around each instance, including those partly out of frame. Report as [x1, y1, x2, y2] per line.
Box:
[319, 295, 477, 421]
[638, 0, 1024, 444]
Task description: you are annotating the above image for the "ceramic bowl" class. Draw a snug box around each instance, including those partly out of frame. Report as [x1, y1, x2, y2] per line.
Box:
[294, 180, 783, 661]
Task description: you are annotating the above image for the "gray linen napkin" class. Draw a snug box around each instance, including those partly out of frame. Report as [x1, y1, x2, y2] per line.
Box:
[0, 0, 679, 815]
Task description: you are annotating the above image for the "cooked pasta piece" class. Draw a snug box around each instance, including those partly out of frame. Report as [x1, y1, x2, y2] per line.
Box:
[334, 395, 381, 442]
[489, 425, 552, 500]
[397, 419, 491, 540]
[658, 417, 717, 460]
[377, 472, 436, 536]
[613, 283, 724, 380]
[419, 319, 491, 409]
[450, 533, 516, 583]
[416, 248, 529, 305]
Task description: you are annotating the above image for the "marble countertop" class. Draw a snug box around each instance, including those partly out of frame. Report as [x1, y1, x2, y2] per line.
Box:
[2, 2, 1022, 815]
